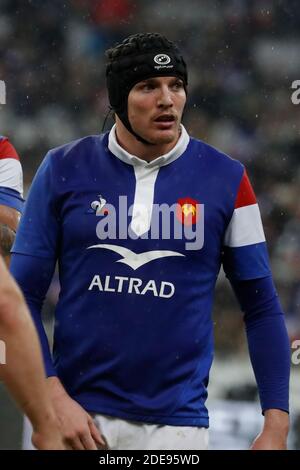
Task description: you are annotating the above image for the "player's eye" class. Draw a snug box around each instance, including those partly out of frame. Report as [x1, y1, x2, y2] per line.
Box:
[142, 83, 156, 91]
[172, 80, 184, 90]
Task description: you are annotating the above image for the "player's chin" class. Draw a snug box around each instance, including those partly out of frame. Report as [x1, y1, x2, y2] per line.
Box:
[150, 128, 178, 144]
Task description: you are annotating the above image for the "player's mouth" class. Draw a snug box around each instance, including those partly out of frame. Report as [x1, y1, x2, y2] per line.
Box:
[153, 114, 176, 129]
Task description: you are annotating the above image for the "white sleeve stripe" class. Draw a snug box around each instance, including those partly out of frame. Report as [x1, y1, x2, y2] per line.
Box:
[224, 203, 266, 247]
[0, 158, 23, 196]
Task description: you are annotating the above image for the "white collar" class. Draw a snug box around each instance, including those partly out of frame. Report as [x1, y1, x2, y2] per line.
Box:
[108, 124, 189, 168]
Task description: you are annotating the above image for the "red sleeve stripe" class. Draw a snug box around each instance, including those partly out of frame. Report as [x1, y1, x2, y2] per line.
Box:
[235, 170, 257, 209]
[0, 138, 20, 161]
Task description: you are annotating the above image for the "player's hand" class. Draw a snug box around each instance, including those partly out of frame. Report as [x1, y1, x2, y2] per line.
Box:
[250, 430, 287, 450]
[31, 416, 67, 450]
[250, 409, 289, 450]
[48, 377, 106, 450]
[53, 395, 106, 450]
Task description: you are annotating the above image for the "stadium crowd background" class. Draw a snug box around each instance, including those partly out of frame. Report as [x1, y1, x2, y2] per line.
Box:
[0, 0, 299, 449]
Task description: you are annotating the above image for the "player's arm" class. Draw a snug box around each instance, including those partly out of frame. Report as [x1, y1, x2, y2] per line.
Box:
[223, 169, 290, 450]
[0, 256, 66, 449]
[231, 276, 290, 450]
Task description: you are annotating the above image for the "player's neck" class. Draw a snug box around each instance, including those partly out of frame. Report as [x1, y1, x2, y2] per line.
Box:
[115, 122, 180, 162]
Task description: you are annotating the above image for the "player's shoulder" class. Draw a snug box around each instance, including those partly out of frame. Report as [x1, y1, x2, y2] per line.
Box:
[0, 135, 20, 161]
[189, 135, 244, 176]
[46, 134, 105, 162]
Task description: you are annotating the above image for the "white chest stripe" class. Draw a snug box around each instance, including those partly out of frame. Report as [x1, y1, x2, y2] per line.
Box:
[108, 125, 190, 238]
[130, 165, 159, 236]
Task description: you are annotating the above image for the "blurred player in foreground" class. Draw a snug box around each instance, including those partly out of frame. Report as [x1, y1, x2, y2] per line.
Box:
[0, 256, 66, 449]
[0, 137, 65, 449]
[11, 33, 290, 450]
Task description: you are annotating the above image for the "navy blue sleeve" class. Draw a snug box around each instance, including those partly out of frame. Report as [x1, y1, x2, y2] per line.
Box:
[11, 151, 60, 258]
[231, 275, 290, 413]
[0, 187, 24, 212]
[10, 253, 57, 377]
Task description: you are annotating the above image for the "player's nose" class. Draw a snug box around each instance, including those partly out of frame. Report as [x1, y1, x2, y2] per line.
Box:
[157, 85, 173, 107]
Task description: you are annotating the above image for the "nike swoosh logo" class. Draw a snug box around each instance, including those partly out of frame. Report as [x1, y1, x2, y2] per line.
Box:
[87, 244, 185, 270]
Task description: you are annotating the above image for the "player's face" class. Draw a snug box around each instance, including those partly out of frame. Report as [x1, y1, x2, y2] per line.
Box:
[127, 76, 186, 145]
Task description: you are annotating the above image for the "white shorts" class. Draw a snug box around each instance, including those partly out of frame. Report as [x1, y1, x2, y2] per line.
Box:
[22, 414, 209, 450]
[93, 414, 209, 450]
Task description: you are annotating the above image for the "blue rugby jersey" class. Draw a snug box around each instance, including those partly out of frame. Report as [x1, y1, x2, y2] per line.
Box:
[12, 125, 271, 426]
